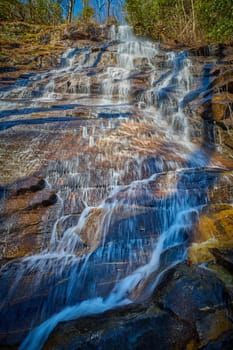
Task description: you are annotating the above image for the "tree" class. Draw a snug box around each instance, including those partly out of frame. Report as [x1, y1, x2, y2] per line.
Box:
[195, 0, 233, 42]
[91, 0, 123, 23]
[82, 5, 95, 21]
[50, 1, 64, 25]
[125, 0, 233, 44]
[106, 0, 114, 18]
[0, 0, 26, 21]
[0, 0, 63, 24]
[23, 0, 63, 24]
[67, 0, 75, 23]
[93, 0, 105, 22]
[78, 0, 95, 22]
[111, 0, 124, 23]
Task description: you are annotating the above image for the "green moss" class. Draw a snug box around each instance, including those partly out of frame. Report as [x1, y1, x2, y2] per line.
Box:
[208, 263, 233, 286]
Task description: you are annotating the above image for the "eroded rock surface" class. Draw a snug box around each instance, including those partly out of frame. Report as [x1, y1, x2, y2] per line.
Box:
[43, 263, 233, 350]
[0, 25, 233, 350]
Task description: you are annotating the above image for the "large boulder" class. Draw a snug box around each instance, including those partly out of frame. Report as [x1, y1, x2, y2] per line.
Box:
[43, 263, 233, 350]
[44, 309, 197, 350]
[153, 264, 233, 347]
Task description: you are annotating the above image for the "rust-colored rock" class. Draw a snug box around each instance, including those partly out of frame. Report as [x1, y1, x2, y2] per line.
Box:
[188, 204, 233, 264]
[211, 93, 233, 129]
[211, 68, 233, 93]
[1, 23, 233, 350]
[0, 175, 58, 259]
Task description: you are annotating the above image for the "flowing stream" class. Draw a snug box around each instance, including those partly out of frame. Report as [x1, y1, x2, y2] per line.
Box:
[0, 25, 221, 349]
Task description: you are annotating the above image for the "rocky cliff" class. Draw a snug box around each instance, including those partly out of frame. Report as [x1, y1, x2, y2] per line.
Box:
[0, 23, 233, 350]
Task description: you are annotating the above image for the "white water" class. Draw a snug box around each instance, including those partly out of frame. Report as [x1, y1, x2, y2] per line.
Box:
[0, 25, 219, 349]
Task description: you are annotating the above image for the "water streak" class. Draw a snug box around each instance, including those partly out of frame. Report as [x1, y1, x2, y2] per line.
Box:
[0, 25, 220, 350]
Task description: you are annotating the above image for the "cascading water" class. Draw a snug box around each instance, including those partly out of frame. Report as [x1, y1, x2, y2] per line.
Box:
[0, 25, 223, 350]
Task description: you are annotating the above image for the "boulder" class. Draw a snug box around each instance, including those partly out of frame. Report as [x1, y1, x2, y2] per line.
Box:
[153, 263, 233, 348]
[210, 248, 233, 274]
[43, 263, 233, 350]
[44, 310, 197, 350]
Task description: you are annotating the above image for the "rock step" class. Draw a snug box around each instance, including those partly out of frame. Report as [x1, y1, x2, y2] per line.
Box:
[0, 176, 58, 259]
[42, 263, 233, 350]
[210, 248, 233, 274]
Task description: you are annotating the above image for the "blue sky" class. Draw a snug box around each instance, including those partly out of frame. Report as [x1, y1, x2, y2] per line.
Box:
[73, 0, 126, 22]
[73, 0, 83, 16]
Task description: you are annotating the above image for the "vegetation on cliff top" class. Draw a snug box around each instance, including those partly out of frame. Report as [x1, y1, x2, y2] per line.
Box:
[125, 0, 233, 44]
[1, 0, 233, 45]
[0, 0, 124, 24]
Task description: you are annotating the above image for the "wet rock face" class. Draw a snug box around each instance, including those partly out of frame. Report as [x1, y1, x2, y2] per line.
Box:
[43, 263, 233, 350]
[155, 264, 233, 334]
[155, 264, 233, 348]
[188, 170, 233, 265]
[190, 45, 233, 155]
[186, 45, 233, 281]
[1, 25, 233, 350]
[0, 176, 58, 259]
[62, 24, 107, 42]
[210, 248, 233, 274]
[212, 93, 233, 127]
[45, 310, 197, 350]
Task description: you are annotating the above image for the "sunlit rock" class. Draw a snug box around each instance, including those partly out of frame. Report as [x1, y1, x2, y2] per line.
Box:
[189, 204, 233, 264]
[43, 263, 233, 350]
[212, 93, 233, 128]
[0, 23, 233, 350]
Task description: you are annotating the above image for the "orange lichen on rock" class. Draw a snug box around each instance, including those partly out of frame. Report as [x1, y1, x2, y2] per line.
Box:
[77, 207, 105, 250]
[188, 205, 233, 264]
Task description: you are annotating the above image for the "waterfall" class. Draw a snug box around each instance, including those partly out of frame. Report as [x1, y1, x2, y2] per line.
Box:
[0, 25, 221, 350]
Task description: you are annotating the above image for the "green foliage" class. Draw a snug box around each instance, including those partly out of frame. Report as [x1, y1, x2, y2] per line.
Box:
[125, 0, 184, 40]
[82, 5, 95, 20]
[125, 0, 233, 44]
[26, 0, 63, 24]
[195, 0, 233, 42]
[0, 0, 26, 21]
[0, 0, 63, 25]
[77, 0, 95, 22]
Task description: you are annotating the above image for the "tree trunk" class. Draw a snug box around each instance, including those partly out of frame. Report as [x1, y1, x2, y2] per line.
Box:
[95, 0, 104, 22]
[190, 0, 196, 40]
[28, 0, 34, 23]
[67, 0, 75, 23]
[107, 0, 111, 18]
